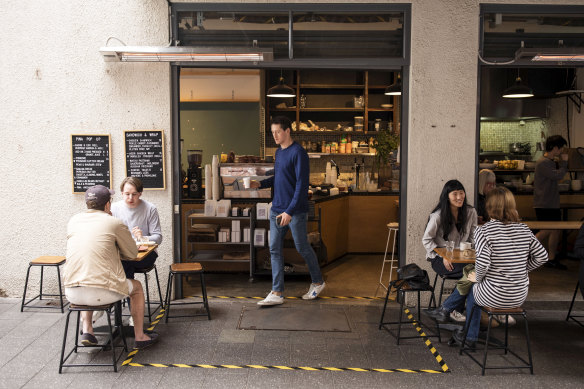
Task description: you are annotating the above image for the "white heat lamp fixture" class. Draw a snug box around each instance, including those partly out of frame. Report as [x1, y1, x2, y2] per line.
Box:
[100, 45, 273, 62]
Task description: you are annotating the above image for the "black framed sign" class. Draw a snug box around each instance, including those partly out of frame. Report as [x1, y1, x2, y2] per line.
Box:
[71, 134, 112, 193]
[124, 130, 166, 190]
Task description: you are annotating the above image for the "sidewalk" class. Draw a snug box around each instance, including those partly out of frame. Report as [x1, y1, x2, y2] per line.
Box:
[1, 291, 583, 388]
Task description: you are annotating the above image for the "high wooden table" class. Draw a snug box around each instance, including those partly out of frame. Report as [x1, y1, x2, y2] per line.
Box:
[132, 244, 158, 261]
[523, 221, 583, 230]
[433, 247, 476, 263]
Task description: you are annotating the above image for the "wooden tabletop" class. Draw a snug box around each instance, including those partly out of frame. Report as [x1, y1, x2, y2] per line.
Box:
[523, 221, 583, 230]
[131, 244, 158, 262]
[434, 247, 476, 263]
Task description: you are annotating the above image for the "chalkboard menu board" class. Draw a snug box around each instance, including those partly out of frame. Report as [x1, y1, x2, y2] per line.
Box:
[124, 130, 166, 190]
[71, 134, 112, 193]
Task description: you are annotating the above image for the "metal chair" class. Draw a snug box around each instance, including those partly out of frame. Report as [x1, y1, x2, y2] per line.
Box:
[164, 263, 211, 322]
[21, 256, 68, 313]
[59, 302, 127, 373]
[459, 306, 533, 375]
[379, 223, 399, 291]
[379, 279, 441, 345]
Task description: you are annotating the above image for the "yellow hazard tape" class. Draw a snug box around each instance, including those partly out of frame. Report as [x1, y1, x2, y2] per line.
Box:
[123, 304, 448, 374]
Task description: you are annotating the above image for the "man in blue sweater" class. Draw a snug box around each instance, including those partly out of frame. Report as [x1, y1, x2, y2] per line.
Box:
[252, 116, 325, 306]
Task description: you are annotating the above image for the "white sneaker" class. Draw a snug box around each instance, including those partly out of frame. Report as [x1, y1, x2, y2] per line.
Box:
[257, 292, 284, 306]
[494, 314, 516, 326]
[302, 282, 326, 300]
[92, 310, 104, 324]
[449, 310, 466, 323]
[128, 315, 135, 327]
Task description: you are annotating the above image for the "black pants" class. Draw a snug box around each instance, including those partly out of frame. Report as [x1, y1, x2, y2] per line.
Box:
[429, 255, 465, 278]
[123, 251, 158, 279]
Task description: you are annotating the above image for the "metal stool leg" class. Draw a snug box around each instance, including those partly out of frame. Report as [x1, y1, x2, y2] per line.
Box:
[143, 271, 152, 321]
[21, 265, 32, 312]
[57, 266, 65, 313]
[59, 310, 73, 374]
[566, 281, 580, 321]
[428, 273, 439, 309]
[438, 277, 446, 307]
[165, 272, 174, 323]
[200, 272, 211, 320]
[396, 290, 405, 345]
[154, 266, 164, 311]
[523, 312, 534, 374]
[378, 282, 392, 329]
[39, 266, 44, 300]
[481, 313, 493, 376]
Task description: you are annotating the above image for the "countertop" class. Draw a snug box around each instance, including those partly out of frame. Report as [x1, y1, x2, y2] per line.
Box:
[181, 190, 399, 205]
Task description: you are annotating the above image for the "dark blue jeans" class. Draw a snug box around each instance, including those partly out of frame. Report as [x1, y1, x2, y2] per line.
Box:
[443, 287, 481, 341]
[269, 209, 323, 292]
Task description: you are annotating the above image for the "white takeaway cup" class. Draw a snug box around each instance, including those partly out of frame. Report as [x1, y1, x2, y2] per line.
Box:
[243, 177, 251, 189]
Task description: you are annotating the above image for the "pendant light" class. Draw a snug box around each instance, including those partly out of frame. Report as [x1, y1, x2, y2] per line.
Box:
[384, 73, 402, 96]
[502, 70, 534, 98]
[267, 71, 296, 98]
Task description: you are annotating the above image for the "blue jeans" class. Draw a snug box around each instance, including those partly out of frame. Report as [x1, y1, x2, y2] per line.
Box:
[269, 209, 323, 293]
[443, 287, 481, 341]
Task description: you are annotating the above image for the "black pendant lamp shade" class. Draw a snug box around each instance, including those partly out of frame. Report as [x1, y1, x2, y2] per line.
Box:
[502, 76, 534, 99]
[384, 73, 402, 96]
[267, 76, 296, 98]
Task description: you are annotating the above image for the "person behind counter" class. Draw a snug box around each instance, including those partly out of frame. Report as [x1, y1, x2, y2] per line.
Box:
[423, 179, 478, 279]
[250, 116, 325, 306]
[64, 185, 158, 349]
[534, 135, 568, 270]
[111, 177, 163, 279]
[446, 187, 547, 349]
[477, 169, 496, 224]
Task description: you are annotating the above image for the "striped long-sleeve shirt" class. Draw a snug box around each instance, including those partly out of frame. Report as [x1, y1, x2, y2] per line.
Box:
[473, 220, 548, 308]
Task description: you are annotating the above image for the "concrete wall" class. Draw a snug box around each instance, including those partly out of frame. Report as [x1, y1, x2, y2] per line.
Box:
[1, 0, 583, 297]
[0, 0, 170, 297]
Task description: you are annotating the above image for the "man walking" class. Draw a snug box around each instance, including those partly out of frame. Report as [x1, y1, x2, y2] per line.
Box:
[252, 116, 325, 306]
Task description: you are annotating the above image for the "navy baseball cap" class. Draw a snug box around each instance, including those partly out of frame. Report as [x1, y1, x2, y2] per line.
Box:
[85, 185, 114, 207]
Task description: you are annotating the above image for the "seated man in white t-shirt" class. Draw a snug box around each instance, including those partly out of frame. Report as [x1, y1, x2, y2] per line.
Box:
[64, 185, 159, 349]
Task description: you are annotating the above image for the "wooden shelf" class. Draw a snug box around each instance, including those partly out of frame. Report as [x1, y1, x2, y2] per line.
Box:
[188, 241, 251, 246]
[367, 108, 394, 112]
[269, 108, 297, 112]
[293, 130, 379, 135]
[300, 108, 365, 112]
[308, 152, 376, 157]
[299, 84, 365, 89]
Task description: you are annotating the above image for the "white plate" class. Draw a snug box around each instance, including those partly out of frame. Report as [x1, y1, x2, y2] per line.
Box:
[136, 241, 156, 246]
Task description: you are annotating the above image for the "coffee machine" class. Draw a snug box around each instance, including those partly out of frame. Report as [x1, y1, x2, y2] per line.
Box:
[187, 150, 203, 198]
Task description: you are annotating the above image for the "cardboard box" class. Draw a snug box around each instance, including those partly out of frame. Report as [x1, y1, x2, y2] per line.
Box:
[254, 228, 266, 247]
[231, 220, 241, 232]
[231, 230, 241, 243]
[204, 200, 217, 216]
[216, 200, 232, 217]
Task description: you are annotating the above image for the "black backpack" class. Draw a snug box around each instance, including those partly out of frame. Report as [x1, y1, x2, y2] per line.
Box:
[390, 264, 431, 290]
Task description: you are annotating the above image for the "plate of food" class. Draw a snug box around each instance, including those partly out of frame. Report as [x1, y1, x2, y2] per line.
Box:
[136, 241, 156, 246]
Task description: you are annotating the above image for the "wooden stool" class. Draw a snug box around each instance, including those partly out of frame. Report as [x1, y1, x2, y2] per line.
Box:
[164, 263, 211, 322]
[379, 223, 399, 291]
[428, 272, 460, 309]
[460, 306, 533, 375]
[379, 281, 440, 345]
[21, 256, 68, 313]
[59, 302, 127, 373]
[566, 281, 584, 327]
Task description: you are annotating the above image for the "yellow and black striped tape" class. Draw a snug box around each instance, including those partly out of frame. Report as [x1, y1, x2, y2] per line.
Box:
[404, 308, 450, 373]
[123, 306, 448, 374]
[187, 295, 392, 301]
[126, 363, 444, 373]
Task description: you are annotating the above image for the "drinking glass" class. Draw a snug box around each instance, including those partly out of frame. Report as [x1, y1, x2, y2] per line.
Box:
[446, 241, 455, 259]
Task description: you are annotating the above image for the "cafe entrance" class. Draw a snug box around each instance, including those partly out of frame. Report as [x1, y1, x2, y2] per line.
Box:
[169, 3, 411, 297]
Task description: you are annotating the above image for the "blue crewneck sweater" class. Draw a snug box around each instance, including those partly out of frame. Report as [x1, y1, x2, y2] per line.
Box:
[260, 141, 309, 215]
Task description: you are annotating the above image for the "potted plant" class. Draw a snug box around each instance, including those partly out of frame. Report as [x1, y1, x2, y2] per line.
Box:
[373, 128, 400, 189]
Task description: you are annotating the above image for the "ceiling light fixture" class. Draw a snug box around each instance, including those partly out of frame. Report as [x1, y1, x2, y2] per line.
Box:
[384, 73, 402, 96]
[266, 71, 296, 98]
[502, 70, 534, 99]
[100, 46, 273, 62]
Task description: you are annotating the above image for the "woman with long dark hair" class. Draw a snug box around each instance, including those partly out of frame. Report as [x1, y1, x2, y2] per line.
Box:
[423, 179, 478, 278]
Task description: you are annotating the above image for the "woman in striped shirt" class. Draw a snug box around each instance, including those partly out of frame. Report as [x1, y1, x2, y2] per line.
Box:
[427, 186, 548, 347]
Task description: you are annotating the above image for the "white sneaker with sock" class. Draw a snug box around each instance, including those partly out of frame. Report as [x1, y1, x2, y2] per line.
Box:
[302, 282, 326, 300]
[92, 310, 104, 324]
[494, 314, 516, 326]
[449, 310, 466, 322]
[257, 292, 284, 306]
